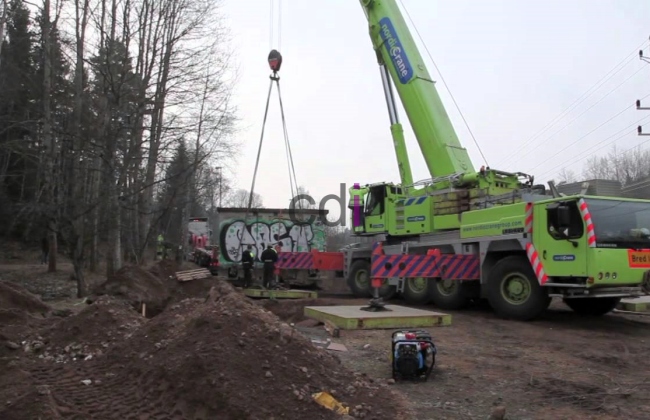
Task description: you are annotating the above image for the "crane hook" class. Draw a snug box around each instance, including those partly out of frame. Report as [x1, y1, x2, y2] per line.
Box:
[268, 49, 283, 74]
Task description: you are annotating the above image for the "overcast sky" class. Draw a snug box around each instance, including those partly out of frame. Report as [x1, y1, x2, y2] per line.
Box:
[220, 0, 650, 225]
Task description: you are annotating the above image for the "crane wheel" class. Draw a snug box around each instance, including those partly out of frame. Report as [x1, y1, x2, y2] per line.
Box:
[401, 277, 432, 305]
[563, 297, 621, 316]
[346, 259, 396, 299]
[486, 255, 551, 321]
[428, 279, 470, 310]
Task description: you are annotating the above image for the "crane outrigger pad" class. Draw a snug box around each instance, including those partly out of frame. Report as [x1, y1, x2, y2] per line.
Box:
[304, 305, 451, 330]
[243, 289, 318, 299]
[618, 296, 650, 312]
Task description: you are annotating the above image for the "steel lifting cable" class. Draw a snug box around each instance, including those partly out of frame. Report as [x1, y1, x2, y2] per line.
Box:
[277, 80, 303, 211]
[238, 51, 303, 255]
[245, 70, 303, 214]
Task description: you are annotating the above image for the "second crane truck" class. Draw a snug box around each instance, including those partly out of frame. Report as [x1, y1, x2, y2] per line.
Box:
[274, 0, 650, 321]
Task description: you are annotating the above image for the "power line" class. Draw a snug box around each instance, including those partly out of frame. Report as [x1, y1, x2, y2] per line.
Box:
[536, 122, 644, 181]
[516, 65, 650, 163]
[497, 38, 650, 166]
[529, 93, 650, 177]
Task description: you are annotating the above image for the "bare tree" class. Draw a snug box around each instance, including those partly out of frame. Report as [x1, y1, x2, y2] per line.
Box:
[293, 185, 317, 210]
[0, 0, 7, 69]
[556, 168, 576, 185]
[225, 189, 263, 208]
[0, 0, 238, 297]
[582, 145, 650, 186]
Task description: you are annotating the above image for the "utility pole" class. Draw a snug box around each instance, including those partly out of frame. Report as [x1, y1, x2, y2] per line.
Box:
[638, 46, 650, 136]
[215, 166, 223, 207]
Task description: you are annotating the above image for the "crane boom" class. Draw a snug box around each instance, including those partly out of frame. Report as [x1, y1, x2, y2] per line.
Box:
[360, 0, 475, 180]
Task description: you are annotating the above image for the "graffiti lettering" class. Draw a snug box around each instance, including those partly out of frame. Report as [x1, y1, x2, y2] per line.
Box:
[219, 218, 325, 263]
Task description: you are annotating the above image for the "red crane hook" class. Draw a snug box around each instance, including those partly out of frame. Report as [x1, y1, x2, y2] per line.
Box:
[268, 49, 282, 73]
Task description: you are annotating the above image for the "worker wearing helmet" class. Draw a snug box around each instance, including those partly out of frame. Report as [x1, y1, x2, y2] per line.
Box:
[261, 244, 278, 289]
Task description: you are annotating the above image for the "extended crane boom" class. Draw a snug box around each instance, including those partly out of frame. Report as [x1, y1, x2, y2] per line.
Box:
[349, 0, 533, 238]
[360, 0, 474, 181]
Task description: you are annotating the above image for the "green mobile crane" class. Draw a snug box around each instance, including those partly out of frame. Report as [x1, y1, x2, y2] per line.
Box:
[338, 0, 650, 320]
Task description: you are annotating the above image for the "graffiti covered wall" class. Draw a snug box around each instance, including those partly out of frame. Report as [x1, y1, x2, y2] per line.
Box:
[219, 217, 326, 263]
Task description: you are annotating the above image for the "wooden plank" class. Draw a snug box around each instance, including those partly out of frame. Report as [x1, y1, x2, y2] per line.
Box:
[175, 268, 211, 282]
[176, 268, 207, 275]
[323, 320, 340, 338]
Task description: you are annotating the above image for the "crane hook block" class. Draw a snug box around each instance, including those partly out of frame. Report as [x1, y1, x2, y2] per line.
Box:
[268, 50, 283, 72]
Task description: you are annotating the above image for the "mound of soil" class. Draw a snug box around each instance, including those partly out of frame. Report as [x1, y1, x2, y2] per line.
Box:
[93, 265, 171, 316]
[0, 281, 52, 355]
[0, 280, 51, 315]
[34, 295, 147, 363]
[148, 258, 179, 282]
[151, 259, 221, 304]
[5, 281, 408, 419]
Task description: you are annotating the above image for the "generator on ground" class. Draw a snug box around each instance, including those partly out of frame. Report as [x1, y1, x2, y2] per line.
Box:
[391, 330, 436, 382]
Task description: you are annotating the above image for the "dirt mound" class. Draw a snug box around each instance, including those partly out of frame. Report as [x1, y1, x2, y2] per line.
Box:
[31, 295, 147, 363]
[148, 258, 179, 282]
[0, 282, 53, 359]
[151, 259, 222, 305]
[6, 280, 407, 419]
[93, 265, 171, 316]
[0, 280, 51, 314]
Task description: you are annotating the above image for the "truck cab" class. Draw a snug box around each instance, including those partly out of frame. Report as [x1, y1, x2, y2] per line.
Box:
[534, 195, 650, 295]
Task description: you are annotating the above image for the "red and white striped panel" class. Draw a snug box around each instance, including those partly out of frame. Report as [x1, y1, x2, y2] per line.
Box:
[577, 198, 596, 247]
[524, 202, 533, 233]
[525, 243, 548, 285]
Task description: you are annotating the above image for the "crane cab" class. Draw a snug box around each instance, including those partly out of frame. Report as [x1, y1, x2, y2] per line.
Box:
[348, 182, 411, 236]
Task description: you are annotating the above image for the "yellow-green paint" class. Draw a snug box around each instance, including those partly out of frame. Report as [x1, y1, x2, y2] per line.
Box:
[460, 202, 526, 239]
[304, 305, 451, 330]
[618, 297, 650, 312]
[243, 289, 318, 299]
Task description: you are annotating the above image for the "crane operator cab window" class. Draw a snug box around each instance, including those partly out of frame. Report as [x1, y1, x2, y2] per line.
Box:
[365, 186, 386, 216]
[546, 201, 583, 240]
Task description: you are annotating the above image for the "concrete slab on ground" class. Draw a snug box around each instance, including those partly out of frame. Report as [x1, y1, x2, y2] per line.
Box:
[304, 305, 451, 330]
[243, 289, 318, 299]
[618, 296, 650, 312]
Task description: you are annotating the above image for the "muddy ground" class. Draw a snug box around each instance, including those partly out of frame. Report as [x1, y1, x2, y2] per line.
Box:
[260, 298, 650, 420]
[2, 245, 650, 419]
[0, 251, 410, 419]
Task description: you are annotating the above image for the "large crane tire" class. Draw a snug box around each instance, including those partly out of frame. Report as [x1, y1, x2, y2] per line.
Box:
[347, 259, 372, 297]
[428, 279, 470, 310]
[486, 255, 551, 321]
[401, 277, 433, 305]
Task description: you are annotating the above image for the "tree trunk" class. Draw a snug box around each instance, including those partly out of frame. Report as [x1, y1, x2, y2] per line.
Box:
[42, 0, 57, 273]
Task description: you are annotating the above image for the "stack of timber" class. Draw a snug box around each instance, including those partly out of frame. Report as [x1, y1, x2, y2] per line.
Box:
[175, 268, 212, 282]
